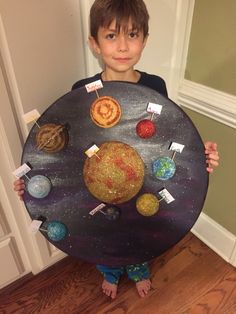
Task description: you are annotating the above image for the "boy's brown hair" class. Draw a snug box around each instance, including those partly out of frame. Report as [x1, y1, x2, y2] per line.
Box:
[90, 0, 149, 42]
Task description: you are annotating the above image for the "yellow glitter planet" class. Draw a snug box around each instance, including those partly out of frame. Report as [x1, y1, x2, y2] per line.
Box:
[136, 193, 159, 216]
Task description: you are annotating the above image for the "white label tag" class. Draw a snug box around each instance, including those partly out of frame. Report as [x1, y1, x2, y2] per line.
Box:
[89, 203, 106, 216]
[147, 103, 163, 115]
[29, 220, 43, 233]
[12, 163, 31, 178]
[85, 144, 99, 158]
[85, 80, 103, 93]
[169, 142, 185, 153]
[23, 109, 40, 124]
[159, 188, 175, 204]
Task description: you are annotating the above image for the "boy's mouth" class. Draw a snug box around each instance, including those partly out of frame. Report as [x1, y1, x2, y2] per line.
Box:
[113, 57, 131, 63]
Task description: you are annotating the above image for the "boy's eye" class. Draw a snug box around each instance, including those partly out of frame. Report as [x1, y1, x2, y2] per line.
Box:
[106, 33, 116, 40]
[128, 31, 139, 39]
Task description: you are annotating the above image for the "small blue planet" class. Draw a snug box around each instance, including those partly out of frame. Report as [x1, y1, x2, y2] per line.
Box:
[152, 156, 176, 181]
[27, 175, 51, 198]
[47, 221, 67, 241]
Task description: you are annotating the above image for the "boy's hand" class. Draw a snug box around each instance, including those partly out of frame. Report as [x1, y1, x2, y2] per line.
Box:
[13, 179, 25, 200]
[204, 141, 219, 173]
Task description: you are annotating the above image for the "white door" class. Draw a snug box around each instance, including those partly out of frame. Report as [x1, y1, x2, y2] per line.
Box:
[0, 0, 86, 287]
[0, 63, 30, 288]
[0, 56, 68, 289]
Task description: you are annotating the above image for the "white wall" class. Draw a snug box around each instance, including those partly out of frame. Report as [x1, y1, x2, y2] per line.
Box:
[137, 0, 177, 86]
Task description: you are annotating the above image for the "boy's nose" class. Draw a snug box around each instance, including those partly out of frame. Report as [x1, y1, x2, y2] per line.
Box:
[117, 36, 128, 52]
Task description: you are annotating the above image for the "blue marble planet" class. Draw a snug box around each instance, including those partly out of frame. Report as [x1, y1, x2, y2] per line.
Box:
[27, 175, 52, 198]
[152, 156, 176, 181]
[47, 221, 68, 241]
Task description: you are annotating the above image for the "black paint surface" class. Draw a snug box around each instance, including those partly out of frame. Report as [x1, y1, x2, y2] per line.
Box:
[22, 82, 208, 266]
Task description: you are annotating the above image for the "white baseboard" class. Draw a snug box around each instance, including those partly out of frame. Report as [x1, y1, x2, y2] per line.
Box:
[191, 212, 236, 267]
[178, 79, 236, 129]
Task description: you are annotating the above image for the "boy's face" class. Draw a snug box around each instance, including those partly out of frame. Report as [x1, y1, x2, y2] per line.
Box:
[90, 19, 148, 75]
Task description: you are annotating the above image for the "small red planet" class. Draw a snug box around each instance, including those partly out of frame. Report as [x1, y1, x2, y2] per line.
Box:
[136, 119, 156, 139]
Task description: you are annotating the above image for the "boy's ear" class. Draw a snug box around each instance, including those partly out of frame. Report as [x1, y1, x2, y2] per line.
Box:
[88, 36, 101, 54]
[142, 34, 149, 49]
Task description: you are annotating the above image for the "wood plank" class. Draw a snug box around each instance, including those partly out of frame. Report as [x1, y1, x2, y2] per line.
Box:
[0, 233, 235, 314]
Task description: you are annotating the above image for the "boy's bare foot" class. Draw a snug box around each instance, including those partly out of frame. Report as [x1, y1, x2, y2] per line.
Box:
[102, 279, 117, 299]
[136, 279, 151, 297]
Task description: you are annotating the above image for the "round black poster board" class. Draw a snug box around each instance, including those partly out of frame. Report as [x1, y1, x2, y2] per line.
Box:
[22, 81, 208, 266]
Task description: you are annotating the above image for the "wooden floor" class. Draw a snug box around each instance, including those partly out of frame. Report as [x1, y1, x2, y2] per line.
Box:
[0, 233, 236, 314]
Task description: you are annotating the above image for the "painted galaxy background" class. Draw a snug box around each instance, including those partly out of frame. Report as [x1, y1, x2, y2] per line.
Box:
[22, 82, 209, 266]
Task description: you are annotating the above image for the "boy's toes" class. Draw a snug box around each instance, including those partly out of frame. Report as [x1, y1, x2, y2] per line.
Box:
[102, 280, 117, 299]
[136, 279, 151, 297]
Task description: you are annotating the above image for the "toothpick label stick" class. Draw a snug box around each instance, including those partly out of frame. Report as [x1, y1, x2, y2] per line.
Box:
[23, 109, 40, 127]
[24, 174, 31, 181]
[85, 80, 103, 93]
[39, 228, 48, 232]
[89, 203, 106, 216]
[85, 144, 100, 159]
[159, 188, 175, 204]
[95, 89, 100, 98]
[13, 163, 31, 178]
[29, 220, 43, 233]
[147, 103, 163, 115]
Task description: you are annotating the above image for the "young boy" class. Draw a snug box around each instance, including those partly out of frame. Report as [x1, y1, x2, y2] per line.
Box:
[14, 0, 219, 299]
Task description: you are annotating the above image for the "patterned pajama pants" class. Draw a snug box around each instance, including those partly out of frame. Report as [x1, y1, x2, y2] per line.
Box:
[96, 262, 150, 285]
